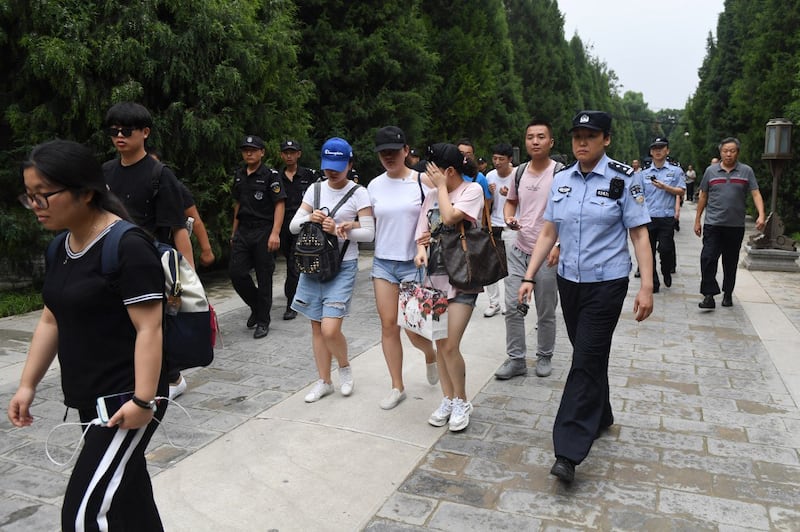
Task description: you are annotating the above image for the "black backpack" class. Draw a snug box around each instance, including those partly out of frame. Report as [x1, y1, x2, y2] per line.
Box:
[294, 182, 361, 282]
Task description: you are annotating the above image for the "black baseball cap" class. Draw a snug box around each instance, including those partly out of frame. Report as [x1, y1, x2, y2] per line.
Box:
[569, 111, 612, 134]
[374, 126, 407, 152]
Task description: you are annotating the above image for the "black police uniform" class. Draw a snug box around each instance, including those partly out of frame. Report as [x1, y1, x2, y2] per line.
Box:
[279, 165, 317, 308]
[230, 164, 287, 329]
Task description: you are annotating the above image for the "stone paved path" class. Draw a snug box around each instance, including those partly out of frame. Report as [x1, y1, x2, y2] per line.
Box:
[1, 202, 799, 531]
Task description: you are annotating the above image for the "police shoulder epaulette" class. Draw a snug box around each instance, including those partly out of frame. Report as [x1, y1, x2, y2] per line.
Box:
[608, 161, 634, 177]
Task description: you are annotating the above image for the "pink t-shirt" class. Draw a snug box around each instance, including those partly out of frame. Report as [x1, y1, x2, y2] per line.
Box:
[507, 160, 555, 254]
[415, 181, 484, 298]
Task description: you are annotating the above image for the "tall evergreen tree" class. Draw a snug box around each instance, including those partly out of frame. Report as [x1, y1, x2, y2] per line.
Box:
[295, 0, 439, 180]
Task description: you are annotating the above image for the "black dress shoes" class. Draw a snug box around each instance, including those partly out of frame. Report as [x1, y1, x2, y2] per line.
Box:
[246, 312, 257, 329]
[283, 308, 298, 320]
[698, 295, 715, 309]
[721, 293, 733, 307]
[253, 324, 269, 339]
[663, 273, 672, 287]
[550, 457, 575, 483]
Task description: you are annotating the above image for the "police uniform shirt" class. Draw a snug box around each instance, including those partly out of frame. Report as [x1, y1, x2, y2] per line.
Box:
[281, 166, 317, 218]
[642, 162, 686, 218]
[699, 161, 759, 227]
[545, 154, 651, 283]
[233, 164, 287, 226]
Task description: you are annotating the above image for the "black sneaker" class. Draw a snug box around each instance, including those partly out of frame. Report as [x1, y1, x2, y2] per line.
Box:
[698, 295, 715, 309]
[253, 323, 269, 339]
[246, 312, 257, 329]
[721, 293, 733, 307]
[664, 273, 672, 287]
[550, 457, 575, 483]
[283, 308, 298, 320]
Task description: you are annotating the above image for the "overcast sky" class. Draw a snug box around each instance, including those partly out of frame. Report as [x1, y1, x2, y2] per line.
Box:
[557, 0, 726, 111]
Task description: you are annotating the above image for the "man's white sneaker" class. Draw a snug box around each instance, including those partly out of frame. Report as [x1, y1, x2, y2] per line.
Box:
[428, 397, 453, 427]
[339, 366, 354, 396]
[379, 388, 406, 410]
[168, 376, 187, 400]
[448, 397, 473, 432]
[483, 303, 501, 318]
[426, 362, 439, 385]
[304, 380, 334, 403]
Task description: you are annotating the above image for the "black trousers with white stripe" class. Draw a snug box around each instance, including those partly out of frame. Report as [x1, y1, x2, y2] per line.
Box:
[63, 404, 166, 532]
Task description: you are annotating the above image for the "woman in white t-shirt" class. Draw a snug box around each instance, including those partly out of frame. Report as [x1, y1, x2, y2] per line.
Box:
[289, 138, 374, 404]
[414, 143, 484, 432]
[368, 126, 438, 410]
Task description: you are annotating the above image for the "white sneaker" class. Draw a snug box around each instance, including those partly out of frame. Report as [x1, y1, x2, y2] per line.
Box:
[168, 376, 187, 400]
[304, 380, 334, 403]
[428, 397, 453, 427]
[339, 366, 354, 396]
[426, 362, 439, 385]
[483, 303, 501, 318]
[448, 397, 473, 432]
[379, 388, 406, 410]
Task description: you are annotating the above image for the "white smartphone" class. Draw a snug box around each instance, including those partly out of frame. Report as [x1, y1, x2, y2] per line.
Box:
[96, 391, 134, 424]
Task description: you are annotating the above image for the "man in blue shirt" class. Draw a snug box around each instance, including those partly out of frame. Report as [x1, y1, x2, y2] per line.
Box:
[518, 110, 653, 483]
[642, 137, 686, 292]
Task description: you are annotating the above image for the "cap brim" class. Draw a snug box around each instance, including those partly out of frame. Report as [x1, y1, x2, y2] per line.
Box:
[321, 159, 349, 172]
[240, 143, 262, 149]
[374, 143, 405, 152]
[650, 143, 669, 148]
[569, 124, 604, 133]
[281, 147, 300, 152]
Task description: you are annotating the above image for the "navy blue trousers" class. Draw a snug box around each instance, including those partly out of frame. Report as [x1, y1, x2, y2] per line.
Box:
[553, 276, 628, 465]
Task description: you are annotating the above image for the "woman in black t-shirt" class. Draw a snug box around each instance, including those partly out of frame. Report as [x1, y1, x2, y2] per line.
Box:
[7, 140, 167, 531]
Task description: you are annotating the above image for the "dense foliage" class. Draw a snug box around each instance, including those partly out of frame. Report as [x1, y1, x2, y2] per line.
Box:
[7, 0, 794, 281]
[686, 0, 800, 231]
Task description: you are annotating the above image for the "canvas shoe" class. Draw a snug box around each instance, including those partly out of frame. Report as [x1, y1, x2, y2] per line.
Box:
[380, 388, 406, 410]
[494, 358, 527, 380]
[339, 366, 354, 396]
[426, 362, 439, 385]
[535, 356, 552, 377]
[304, 380, 334, 403]
[448, 397, 473, 432]
[428, 397, 453, 427]
[168, 375, 187, 400]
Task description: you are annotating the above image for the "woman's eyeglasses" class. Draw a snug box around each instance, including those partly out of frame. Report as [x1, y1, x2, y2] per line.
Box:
[18, 189, 68, 209]
[105, 126, 138, 137]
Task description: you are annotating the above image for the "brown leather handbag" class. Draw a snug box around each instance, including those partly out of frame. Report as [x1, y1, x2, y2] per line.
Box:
[439, 202, 508, 290]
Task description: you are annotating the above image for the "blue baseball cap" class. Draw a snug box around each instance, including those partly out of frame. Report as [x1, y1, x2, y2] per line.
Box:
[320, 137, 353, 172]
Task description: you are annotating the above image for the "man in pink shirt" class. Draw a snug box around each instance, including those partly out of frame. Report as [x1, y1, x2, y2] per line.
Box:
[495, 119, 563, 380]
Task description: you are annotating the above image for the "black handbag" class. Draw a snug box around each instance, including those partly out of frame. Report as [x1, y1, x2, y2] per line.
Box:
[439, 201, 508, 290]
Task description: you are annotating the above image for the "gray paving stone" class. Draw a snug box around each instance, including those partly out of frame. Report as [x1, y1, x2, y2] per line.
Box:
[658, 488, 770, 530]
[375, 492, 436, 526]
[363, 518, 429, 531]
[769, 506, 800, 532]
[617, 426, 705, 451]
[428, 501, 541, 531]
[660, 449, 755, 478]
[706, 437, 799, 465]
[0, 496, 60, 532]
[497, 490, 602, 529]
[399, 469, 499, 508]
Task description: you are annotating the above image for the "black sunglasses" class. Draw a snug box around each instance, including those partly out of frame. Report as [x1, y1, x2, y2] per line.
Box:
[105, 126, 138, 137]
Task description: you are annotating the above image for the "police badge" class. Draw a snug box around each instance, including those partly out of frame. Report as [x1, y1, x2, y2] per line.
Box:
[254, 191, 264, 200]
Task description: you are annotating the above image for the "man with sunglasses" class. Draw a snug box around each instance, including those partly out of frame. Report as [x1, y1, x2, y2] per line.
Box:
[102, 101, 193, 400]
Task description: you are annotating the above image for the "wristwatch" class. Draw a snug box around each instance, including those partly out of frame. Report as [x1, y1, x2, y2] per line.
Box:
[131, 395, 157, 410]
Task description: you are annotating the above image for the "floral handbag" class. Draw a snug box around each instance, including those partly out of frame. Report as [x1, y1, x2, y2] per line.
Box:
[397, 272, 448, 341]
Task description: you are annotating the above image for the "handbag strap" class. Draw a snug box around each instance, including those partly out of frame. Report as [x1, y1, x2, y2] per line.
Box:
[456, 198, 500, 251]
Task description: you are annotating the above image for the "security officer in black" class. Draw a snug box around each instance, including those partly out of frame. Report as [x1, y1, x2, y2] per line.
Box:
[278, 139, 317, 320]
[230, 135, 287, 338]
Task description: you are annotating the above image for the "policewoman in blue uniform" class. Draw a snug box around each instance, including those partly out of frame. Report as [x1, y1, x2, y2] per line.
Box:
[229, 135, 287, 339]
[519, 111, 654, 483]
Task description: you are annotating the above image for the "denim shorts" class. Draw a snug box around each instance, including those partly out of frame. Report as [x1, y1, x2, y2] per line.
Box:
[371, 257, 424, 284]
[291, 259, 358, 321]
[450, 292, 478, 307]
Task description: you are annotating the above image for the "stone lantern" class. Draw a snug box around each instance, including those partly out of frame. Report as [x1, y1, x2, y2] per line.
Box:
[744, 118, 799, 271]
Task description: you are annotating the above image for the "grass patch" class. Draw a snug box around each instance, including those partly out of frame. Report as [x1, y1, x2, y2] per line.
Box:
[0, 287, 43, 318]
